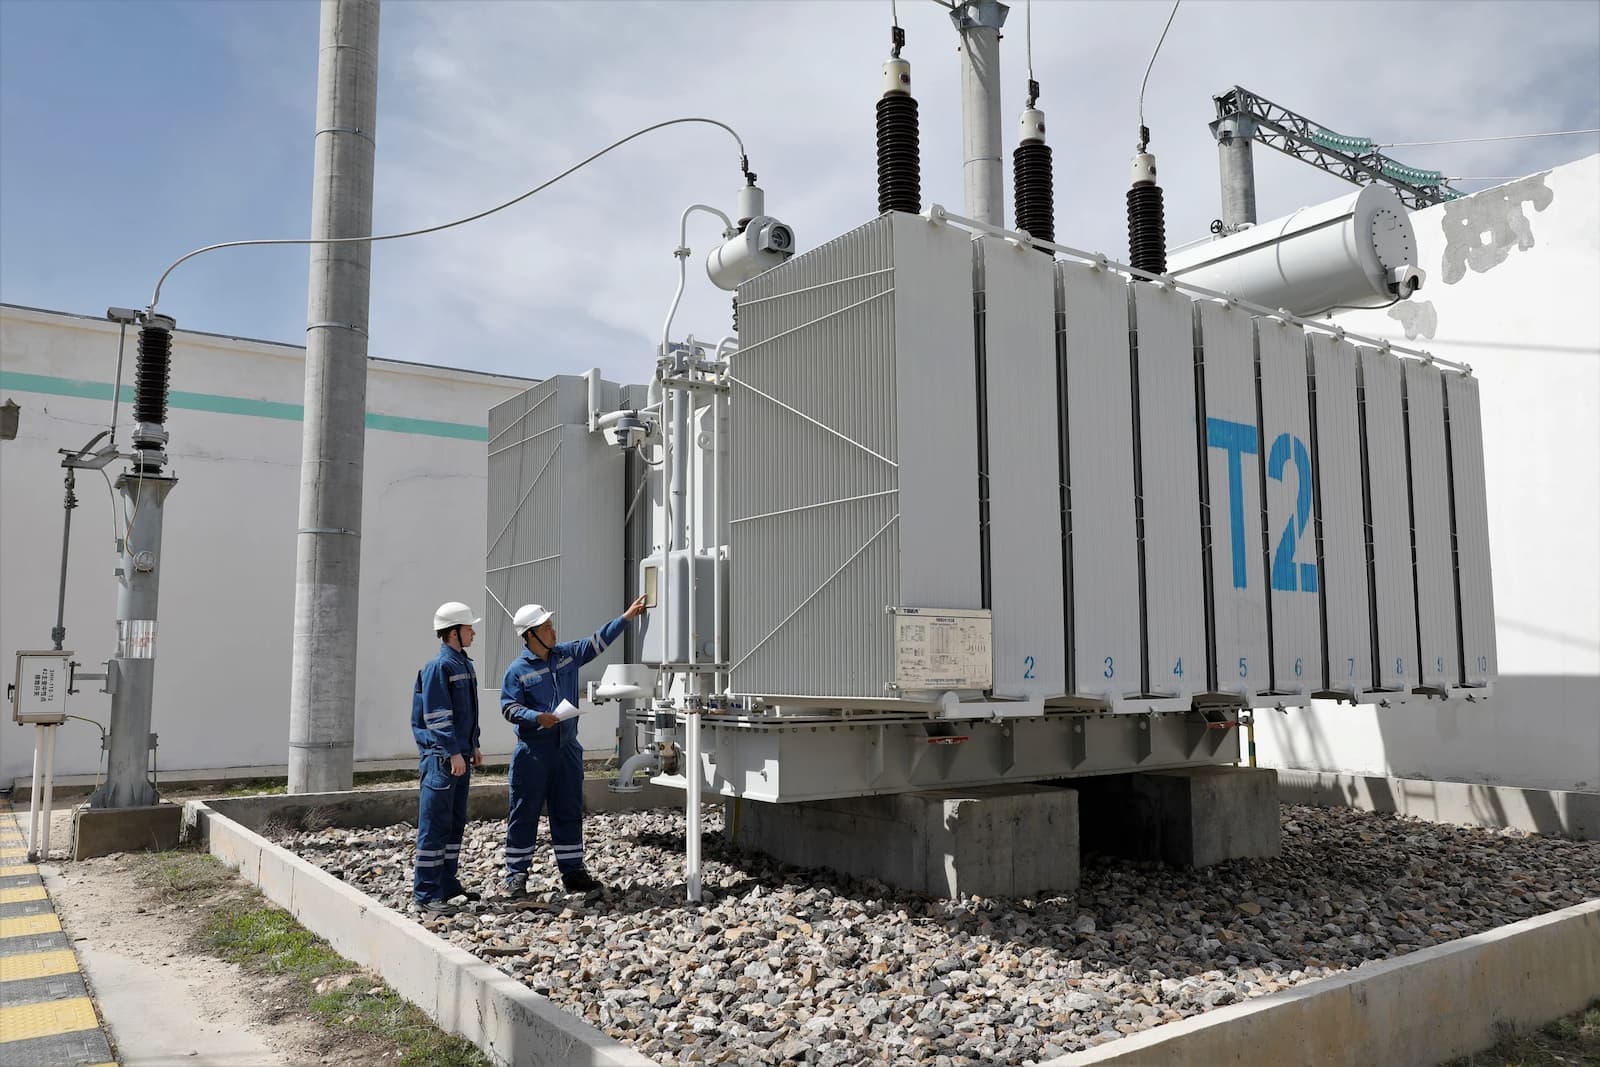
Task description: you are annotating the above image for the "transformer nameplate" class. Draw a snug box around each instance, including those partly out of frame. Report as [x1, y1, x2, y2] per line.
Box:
[893, 608, 992, 691]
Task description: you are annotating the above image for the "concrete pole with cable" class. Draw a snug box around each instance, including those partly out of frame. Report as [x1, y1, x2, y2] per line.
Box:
[950, 0, 1009, 228]
[288, 0, 381, 794]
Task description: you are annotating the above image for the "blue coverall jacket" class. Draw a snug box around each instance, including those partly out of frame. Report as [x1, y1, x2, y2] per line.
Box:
[410, 644, 480, 903]
[498, 615, 627, 877]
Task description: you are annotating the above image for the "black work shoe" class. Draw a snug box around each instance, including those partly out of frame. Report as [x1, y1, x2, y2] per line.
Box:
[561, 869, 604, 893]
[418, 898, 459, 916]
[446, 885, 482, 903]
[503, 873, 529, 898]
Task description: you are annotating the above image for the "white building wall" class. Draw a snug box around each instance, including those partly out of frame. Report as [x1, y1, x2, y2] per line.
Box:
[0, 305, 535, 786]
[1255, 154, 1600, 792]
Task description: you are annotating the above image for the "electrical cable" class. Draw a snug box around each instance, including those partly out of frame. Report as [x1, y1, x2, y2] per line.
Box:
[148, 117, 751, 311]
[1378, 128, 1599, 149]
[891, 0, 898, 28]
[97, 467, 122, 546]
[1026, 0, 1033, 84]
[1136, 0, 1181, 145]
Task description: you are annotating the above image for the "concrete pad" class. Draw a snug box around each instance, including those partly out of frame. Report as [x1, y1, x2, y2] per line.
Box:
[70, 803, 183, 860]
[739, 784, 1079, 898]
[1076, 766, 1280, 867]
[1276, 770, 1600, 840]
[1048, 897, 1600, 1067]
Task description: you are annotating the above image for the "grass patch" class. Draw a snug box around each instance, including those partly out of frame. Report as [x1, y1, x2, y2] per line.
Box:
[131, 853, 488, 1067]
[1444, 1001, 1600, 1066]
[221, 781, 288, 796]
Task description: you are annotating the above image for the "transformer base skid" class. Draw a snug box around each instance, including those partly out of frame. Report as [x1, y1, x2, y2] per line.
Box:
[653, 710, 1241, 804]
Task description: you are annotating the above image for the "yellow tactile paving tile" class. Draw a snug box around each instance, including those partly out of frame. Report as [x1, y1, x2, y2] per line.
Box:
[0, 886, 48, 905]
[0, 995, 99, 1042]
[0, 848, 27, 861]
[0, 913, 61, 938]
[0, 865, 37, 878]
[0, 949, 79, 982]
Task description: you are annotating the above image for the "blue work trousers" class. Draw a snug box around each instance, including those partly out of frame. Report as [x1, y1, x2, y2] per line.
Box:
[504, 738, 584, 877]
[414, 752, 471, 903]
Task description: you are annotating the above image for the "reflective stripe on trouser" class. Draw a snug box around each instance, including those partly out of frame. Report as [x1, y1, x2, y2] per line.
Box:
[414, 753, 471, 902]
[504, 737, 584, 876]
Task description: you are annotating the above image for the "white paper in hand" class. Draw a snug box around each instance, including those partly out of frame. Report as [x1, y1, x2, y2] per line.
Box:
[552, 699, 583, 723]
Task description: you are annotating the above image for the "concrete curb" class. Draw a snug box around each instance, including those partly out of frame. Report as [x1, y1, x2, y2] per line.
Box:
[194, 777, 694, 834]
[182, 788, 674, 1067]
[1047, 897, 1600, 1066]
[1277, 769, 1599, 840]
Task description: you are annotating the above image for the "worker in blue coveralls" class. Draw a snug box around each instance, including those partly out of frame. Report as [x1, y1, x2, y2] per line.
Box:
[410, 601, 484, 915]
[500, 594, 648, 896]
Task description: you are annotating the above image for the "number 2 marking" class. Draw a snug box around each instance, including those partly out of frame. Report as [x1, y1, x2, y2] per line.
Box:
[1023, 656, 1036, 680]
[1268, 432, 1318, 594]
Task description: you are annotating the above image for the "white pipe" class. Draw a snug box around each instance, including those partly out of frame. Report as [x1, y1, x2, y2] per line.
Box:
[584, 367, 601, 432]
[39, 724, 58, 860]
[612, 747, 660, 793]
[714, 335, 739, 360]
[712, 378, 724, 694]
[27, 725, 43, 860]
[688, 388, 699, 674]
[685, 708, 702, 902]
[672, 377, 691, 668]
[661, 204, 735, 350]
[661, 378, 675, 668]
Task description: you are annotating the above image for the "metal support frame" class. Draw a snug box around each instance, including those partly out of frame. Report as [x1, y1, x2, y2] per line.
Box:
[652, 710, 1241, 803]
[1212, 86, 1462, 211]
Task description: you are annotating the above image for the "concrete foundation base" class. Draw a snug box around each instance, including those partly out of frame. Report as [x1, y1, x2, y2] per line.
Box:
[71, 802, 184, 859]
[1074, 766, 1281, 867]
[738, 784, 1079, 898]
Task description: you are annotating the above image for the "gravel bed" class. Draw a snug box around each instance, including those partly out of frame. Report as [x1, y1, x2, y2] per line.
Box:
[276, 804, 1600, 1066]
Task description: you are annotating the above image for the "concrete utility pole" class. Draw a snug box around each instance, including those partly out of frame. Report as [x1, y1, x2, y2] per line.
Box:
[1212, 113, 1258, 229]
[950, 0, 1009, 228]
[288, 0, 381, 794]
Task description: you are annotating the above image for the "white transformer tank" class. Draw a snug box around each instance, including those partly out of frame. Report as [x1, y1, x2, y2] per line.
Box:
[728, 211, 983, 704]
[1166, 185, 1423, 316]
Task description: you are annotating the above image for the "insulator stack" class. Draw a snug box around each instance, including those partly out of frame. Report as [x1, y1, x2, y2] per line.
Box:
[877, 33, 921, 216]
[1127, 148, 1167, 278]
[1012, 143, 1054, 243]
[131, 314, 175, 472]
[133, 322, 172, 427]
[1013, 99, 1054, 252]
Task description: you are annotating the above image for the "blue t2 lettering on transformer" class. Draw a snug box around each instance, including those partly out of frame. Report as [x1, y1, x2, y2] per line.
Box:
[1206, 417, 1318, 593]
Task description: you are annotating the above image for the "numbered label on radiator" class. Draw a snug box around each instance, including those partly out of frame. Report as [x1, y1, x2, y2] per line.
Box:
[893, 608, 993, 692]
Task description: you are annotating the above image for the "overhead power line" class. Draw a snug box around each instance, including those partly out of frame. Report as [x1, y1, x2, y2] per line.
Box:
[1378, 128, 1600, 149]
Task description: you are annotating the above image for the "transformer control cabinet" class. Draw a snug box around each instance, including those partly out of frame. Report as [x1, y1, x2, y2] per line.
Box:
[11, 650, 71, 724]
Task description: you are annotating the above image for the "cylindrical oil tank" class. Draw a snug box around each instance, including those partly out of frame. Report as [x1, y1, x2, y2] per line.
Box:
[1166, 185, 1422, 316]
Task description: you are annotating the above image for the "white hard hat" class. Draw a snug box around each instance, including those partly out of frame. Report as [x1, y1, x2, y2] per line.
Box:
[513, 603, 554, 637]
[433, 602, 481, 631]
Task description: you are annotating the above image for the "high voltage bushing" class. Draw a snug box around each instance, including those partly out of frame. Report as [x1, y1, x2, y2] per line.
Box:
[1013, 93, 1054, 251]
[877, 29, 922, 216]
[132, 313, 175, 472]
[1127, 144, 1167, 278]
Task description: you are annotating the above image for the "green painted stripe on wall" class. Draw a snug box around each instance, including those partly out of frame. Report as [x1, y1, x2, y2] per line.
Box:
[0, 371, 488, 442]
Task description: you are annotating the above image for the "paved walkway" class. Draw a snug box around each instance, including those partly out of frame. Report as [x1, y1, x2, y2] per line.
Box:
[0, 804, 116, 1067]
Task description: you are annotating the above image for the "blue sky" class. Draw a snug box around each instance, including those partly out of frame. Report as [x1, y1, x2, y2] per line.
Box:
[3, 0, 1597, 385]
